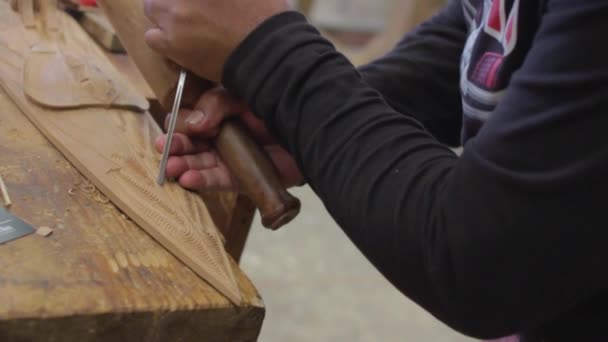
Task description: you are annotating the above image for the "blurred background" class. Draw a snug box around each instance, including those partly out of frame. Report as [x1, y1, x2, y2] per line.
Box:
[239, 1, 477, 341]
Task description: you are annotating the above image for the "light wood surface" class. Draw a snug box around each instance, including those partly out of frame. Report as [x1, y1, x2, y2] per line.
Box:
[0, 1, 241, 303]
[0, 85, 264, 341]
[103, 52, 156, 100]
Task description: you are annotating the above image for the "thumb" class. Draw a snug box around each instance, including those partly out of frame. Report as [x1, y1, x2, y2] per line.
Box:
[144, 27, 170, 54]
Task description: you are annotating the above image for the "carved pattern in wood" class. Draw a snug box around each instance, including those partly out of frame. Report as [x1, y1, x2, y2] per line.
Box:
[23, 48, 149, 111]
[0, 1, 241, 303]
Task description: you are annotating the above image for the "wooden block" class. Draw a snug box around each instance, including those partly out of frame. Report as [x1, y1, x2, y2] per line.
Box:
[0, 2, 240, 303]
[36, 226, 54, 237]
[103, 51, 156, 100]
[0, 86, 264, 341]
[0, 176, 11, 208]
[80, 11, 125, 52]
[39, 0, 59, 32]
[18, 0, 35, 27]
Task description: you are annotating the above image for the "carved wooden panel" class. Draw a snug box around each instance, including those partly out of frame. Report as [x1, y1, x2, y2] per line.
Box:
[0, 1, 240, 303]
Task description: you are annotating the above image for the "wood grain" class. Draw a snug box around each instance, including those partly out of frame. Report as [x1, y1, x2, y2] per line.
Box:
[0, 2, 241, 304]
[102, 51, 156, 100]
[0, 85, 264, 341]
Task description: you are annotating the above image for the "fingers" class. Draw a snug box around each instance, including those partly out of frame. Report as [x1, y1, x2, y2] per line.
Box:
[159, 149, 237, 192]
[143, 0, 171, 54]
[264, 145, 305, 188]
[163, 108, 200, 134]
[143, 0, 169, 26]
[163, 87, 247, 137]
[241, 110, 277, 145]
[154, 133, 210, 155]
[178, 168, 237, 193]
[164, 153, 219, 178]
[144, 27, 169, 55]
[190, 88, 247, 135]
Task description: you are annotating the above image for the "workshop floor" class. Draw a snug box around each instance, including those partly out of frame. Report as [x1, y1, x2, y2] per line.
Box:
[241, 186, 478, 342]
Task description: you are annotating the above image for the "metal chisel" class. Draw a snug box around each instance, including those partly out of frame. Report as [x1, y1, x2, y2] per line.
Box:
[157, 69, 187, 185]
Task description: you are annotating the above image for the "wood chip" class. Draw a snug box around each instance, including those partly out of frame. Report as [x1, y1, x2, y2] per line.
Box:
[37, 226, 54, 237]
[0, 175, 11, 208]
[81, 183, 96, 194]
[94, 192, 110, 204]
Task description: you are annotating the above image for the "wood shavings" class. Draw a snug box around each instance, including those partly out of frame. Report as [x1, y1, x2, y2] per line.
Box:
[71, 179, 112, 205]
[93, 192, 110, 204]
[0, 175, 11, 208]
[37, 226, 54, 237]
[81, 182, 96, 194]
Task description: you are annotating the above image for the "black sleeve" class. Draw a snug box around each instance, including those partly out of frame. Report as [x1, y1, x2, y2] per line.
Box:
[222, 0, 608, 339]
[358, 0, 467, 147]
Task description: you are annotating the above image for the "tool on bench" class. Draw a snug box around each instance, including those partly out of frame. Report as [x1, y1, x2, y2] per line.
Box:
[98, 0, 301, 230]
[0, 208, 35, 245]
[157, 69, 187, 185]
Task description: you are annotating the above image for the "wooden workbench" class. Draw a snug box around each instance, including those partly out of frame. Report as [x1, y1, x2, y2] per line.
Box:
[0, 85, 264, 340]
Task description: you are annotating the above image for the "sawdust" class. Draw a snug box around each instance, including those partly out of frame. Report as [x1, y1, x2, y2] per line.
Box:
[93, 192, 110, 204]
[0, 175, 11, 208]
[81, 180, 96, 194]
[69, 179, 111, 205]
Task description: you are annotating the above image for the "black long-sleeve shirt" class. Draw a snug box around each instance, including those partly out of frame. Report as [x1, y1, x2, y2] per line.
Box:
[222, 0, 608, 340]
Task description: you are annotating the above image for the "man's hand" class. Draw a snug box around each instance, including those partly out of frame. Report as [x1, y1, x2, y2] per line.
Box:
[143, 0, 291, 82]
[155, 87, 304, 192]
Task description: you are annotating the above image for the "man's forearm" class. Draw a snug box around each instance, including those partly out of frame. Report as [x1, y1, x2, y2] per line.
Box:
[222, 4, 608, 339]
[221, 11, 485, 335]
[358, 0, 467, 146]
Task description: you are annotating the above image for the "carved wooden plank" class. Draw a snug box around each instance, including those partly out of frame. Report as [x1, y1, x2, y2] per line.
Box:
[0, 82, 264, 341]
[0, 1, 241, 303]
